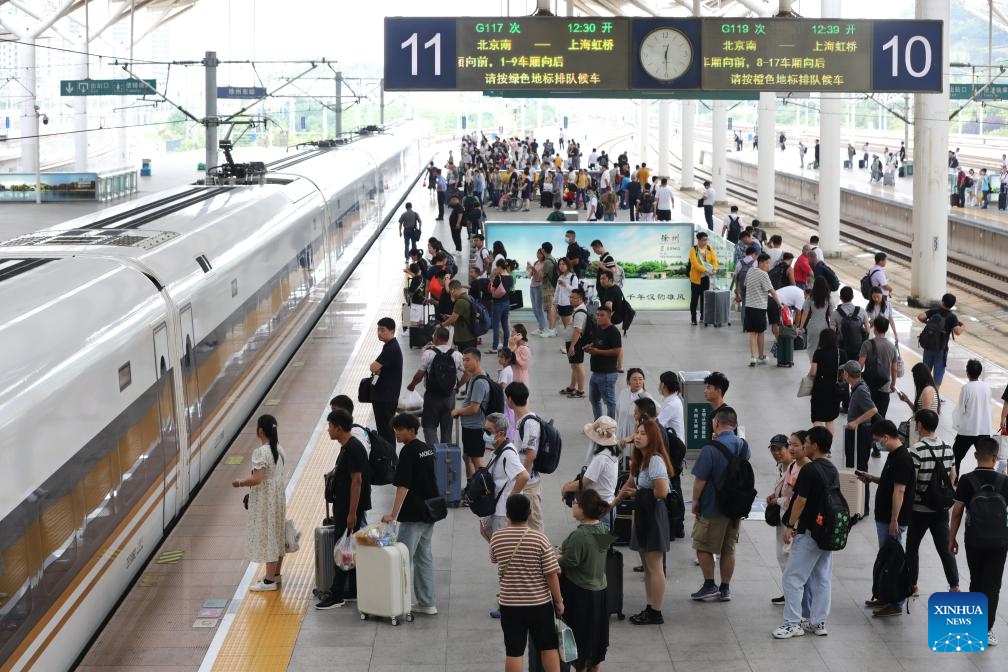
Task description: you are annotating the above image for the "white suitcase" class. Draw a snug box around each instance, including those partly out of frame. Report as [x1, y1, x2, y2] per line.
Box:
[355, 542, 414, 626]
[838, 468, 867, 522]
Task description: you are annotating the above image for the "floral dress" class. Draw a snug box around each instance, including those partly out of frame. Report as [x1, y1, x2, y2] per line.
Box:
[245, 444, 287, 562]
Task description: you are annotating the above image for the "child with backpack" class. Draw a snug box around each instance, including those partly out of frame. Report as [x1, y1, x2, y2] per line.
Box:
[497, 348, 517, 441]
[949, 436, 1008, 647]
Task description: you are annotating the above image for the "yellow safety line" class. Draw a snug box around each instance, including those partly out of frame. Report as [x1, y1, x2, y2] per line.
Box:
[212, 279, 401, 671]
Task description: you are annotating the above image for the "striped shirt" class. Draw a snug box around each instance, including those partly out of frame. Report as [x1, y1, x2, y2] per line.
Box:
[489, 526, 559, 607]
[910, 437, 955, 512]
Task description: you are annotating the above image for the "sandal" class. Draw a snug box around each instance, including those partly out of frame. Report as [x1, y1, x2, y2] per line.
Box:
[567, 390, 585, 398]
[559, 386, 574, 395]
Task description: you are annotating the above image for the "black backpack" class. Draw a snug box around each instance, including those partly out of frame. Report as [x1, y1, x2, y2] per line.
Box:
[965, 472, 1008, 549]
[464, 445, 516, 517]
[872, 537, 913, 609]
[665, 427, 687, 477]
[353, 424, 398, 486]
[920, 443, 955, 511]
[518, 415, 564, 474]
[578, 245, 592, 271]
[819, 262, 841, 292]
[838, 305, 867, 354]
[860, 268, 881, 300]
[594, 199, 604, 221]
[862, 341, 888, 390]
[768, 261, 789, 289]
[726, 215, 742, 241]
[638, 192, 654, 212]
[808, 461, 852, 551]
[574, 306, 595, 349]
[426, 347, 458, 397]
[475, 374, 505, 415]
[918, 312, 948, 352]
[710, 440, 757, 519]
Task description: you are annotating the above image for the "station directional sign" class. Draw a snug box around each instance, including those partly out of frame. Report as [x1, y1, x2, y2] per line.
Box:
[949, 82, 1008, 100]
[384, 16, 943, 94]
[60, 78, 157, 96]
[217, 86, 267, 99]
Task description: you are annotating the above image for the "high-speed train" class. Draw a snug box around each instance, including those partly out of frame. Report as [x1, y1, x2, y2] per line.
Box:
[0, 124, 423, 671]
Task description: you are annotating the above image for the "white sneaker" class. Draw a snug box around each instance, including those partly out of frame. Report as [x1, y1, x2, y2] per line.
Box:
[249, 580, 278, 592]
[413, 604, 438, 615]
[799, 618, 812, 632]
[811, 622, 828, 636]
[989, 630, 999, 647]
[772, 623, 806, 639]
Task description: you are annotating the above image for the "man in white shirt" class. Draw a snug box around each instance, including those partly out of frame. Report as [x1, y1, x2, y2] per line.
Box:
[952, 359, 993, 473]
[599, 167, 611, 193]
[776, 284, 807, 312]
[405, 327, 466, 446]
[655, 177, 675, 221]
[505, 382, 545, 532]
[809, 235, 825, 264]
[702, 180, 716, 230]
[765, 235, 784, 266]
[484, 413, 529, 538]
[657, 371, 686, 441]
[588, 148, 598, 169]
[868, 252, 894, 297]
[586, 187, 599, 221]
[472, 234, 492, 278]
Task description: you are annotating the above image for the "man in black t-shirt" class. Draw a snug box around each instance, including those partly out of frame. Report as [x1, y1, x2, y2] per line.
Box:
[915, 293, 966, 390]
[448, 193, 466, 253]
[584, 306, 622, 420]
[774, 427, 836, 639]
[860, 420, 915, 616]
[370, 317, 403, 444]
[596, 271, 625, 370]
[382, 413, 440, 615]
[316, 409, 372, 610]
[950, 436, 1008, 644]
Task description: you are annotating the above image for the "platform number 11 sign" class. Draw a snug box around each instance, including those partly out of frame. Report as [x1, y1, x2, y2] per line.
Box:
[385, 18, 457, 90]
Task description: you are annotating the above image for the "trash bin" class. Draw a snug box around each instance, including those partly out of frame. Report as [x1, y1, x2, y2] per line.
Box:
[140, 158, 151, 177]
[905, 161, 913, 176]
[679, 371, 712, 456]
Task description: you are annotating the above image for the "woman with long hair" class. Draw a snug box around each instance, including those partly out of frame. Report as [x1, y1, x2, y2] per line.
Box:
[614, 420, 672, 625]
[489, 258, 515, 353]
[527, 248, 549, 335]
[896, 362, 941, 444]
[508, 324, 531, 386]
[557, 488, 615, 672]
[231, 415, 287, 591]
[552, 257, 578, 330]
[865, 286, 899, 347]
[800, 276, 833, 360]
[809, 328, 842, 433]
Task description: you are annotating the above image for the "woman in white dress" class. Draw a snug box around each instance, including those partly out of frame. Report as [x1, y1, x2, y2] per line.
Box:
[615, 368, 654, 455]
[232, 414, 287, 592]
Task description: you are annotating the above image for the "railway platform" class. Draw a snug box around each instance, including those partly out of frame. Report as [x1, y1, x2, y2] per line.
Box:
[73, 172, 1008, 672]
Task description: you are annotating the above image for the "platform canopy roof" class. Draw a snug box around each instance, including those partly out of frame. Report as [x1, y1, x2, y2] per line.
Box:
[0, 0, 199, 44]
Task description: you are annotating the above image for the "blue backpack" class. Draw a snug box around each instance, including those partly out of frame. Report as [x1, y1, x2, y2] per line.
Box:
[465, 295, 490, 337]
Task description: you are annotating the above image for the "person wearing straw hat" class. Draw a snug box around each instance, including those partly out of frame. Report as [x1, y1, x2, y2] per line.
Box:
[563, 417, 621, 520]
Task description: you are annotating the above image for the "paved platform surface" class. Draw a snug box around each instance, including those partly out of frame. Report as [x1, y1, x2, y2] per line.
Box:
[207, 180, 1008, 672]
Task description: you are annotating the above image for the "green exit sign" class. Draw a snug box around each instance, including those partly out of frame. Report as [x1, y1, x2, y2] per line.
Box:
[949, 82, 1008, 100]
[60, 78, 156, 96]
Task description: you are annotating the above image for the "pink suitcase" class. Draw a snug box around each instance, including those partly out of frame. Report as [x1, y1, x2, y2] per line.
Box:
[355, 543, 414, 626]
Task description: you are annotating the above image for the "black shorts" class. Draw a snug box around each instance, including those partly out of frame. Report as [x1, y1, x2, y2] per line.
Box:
[656, 209, 672, 221]
[557, 304, 573, 317]
[744, 307, 768, 333]
[766, 297, 781, 325]
[500, 602, 558, 657]
[461, 426, 485, 459]
[565, 341, 584, 364]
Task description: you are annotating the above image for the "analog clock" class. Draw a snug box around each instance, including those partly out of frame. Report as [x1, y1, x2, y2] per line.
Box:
[639, 28, 692, 81]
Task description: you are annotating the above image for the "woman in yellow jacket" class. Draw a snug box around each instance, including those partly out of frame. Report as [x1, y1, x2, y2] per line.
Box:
[688, 231, 718, 326]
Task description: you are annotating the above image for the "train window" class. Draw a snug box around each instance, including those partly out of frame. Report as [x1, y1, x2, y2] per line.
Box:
[231, 279, 238, 298]
[118, 362, 131, 391]
[196, 255, 212, 273]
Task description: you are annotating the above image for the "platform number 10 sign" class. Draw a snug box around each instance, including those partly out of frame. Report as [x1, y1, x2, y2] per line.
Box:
[384, 18, 457, 90]
[871, 21, 943, 92]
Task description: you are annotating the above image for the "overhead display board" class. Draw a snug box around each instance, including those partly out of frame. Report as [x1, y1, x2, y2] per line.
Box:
[385, 16, 943, 94]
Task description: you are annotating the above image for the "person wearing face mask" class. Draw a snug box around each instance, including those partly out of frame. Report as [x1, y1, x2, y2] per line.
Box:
[482, 412, 530, 618]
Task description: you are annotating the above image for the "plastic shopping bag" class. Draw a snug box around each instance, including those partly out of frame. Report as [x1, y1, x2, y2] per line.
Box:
[556, 617, 578, 663]
[334, 531, 356, 571]
[399, 388, 423, 413]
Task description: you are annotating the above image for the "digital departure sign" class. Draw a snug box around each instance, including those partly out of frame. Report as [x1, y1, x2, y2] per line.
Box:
[455, 18, 630, 91]
[384, 17, 943, 94]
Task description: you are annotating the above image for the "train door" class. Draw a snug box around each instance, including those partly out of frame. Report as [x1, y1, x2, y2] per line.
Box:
[179, 305, 202, 492]
[153, 323, 179, 525]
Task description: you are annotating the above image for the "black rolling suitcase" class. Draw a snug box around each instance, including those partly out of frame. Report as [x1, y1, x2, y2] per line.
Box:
[409, 319, 435, 349]
[612, 471, 634, 545]
[950, 193, 960, 207]
[776, 334, 795, 367]
[999, 191, 1006, 210]
[605, 547, 625, 620]
[540, 190, 553, 207]
[858, 159, 866, 169]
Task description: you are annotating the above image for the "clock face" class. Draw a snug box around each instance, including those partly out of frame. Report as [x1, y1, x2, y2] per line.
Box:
[639, 28, 692, 81]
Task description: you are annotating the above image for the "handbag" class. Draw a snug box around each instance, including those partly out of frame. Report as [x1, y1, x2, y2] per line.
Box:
[358, 375, 376, 404]
[765, 502, 782, 527]
[797, 375, 814, 397]
[509, 289, 524, 310]
[284, 518, 301, 553]
[696, 197, 705, 208]
[563, 466, 587, 507]
[242, 493, 249, 510]
[895, 352, 905, 378]
[423, 496, 448, 523]
[556, 616, 579, 663]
